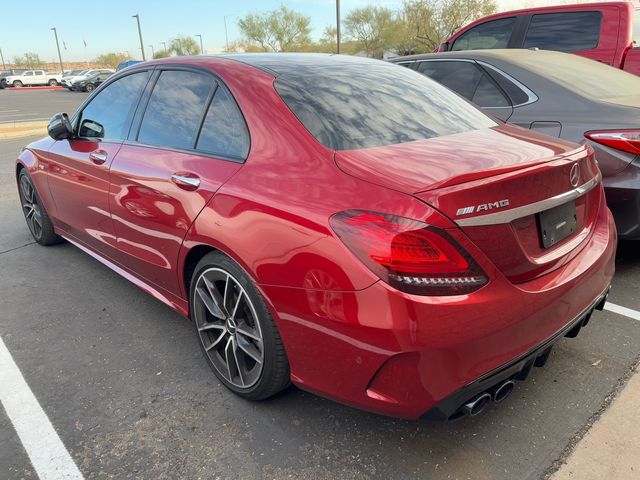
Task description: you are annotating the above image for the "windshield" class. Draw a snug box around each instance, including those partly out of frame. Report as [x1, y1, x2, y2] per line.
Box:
[512, 51, 640, 99]
[274, 61, 495, 150]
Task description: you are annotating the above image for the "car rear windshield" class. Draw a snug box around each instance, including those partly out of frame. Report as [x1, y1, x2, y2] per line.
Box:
[512, 52, 640, 101]
[274, 61, 496, 150]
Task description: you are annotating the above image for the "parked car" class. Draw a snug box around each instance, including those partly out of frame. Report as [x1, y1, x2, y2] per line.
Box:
[437, 1, 640, 76]
[4, 69, 63, 87]
[71, 71, 112, 92]
[116, 60, 142, 71]
[16, 54, 615, 420]
[61, 69, 114, 89]
[1, 68, 28, 86]
[391, 49, 640, 240]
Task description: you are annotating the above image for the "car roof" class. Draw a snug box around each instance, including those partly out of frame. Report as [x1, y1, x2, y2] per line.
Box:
[392, 48, 574, 64]
[218, 53, 390, 76]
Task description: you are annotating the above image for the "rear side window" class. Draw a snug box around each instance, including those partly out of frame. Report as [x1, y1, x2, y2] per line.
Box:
[196, 87, 250, 159]
[79, 71, 151, 141]
[523, 12, 602, 52]
[138, 70, 214, 150]
[451, 17, 516, 51]
[275, 62, 496, 150]
[416, 60, 509, 108]
[483, 67, 531, 106]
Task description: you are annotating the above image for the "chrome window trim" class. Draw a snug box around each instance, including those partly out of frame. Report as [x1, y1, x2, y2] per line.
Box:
[456, 175, 600, 227]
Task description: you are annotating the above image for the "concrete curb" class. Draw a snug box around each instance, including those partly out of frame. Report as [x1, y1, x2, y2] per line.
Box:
[0, 120, 48, 141]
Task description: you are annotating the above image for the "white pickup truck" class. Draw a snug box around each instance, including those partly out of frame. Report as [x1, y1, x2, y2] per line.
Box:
[4, 70, 63, 87]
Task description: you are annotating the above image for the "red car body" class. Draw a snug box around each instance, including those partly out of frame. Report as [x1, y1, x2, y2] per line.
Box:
[16, 55, 616, 419]
[439, 1, 640, 76]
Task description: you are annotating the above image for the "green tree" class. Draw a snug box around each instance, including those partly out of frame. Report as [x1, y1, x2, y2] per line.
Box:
[12, 52, 45, 68]
[237, 5, 312, 52]
[169, 35, 200, 56]
[343, 6, 402, 58]
[401, 0, 497, 51]
[153, 49, 171, 59]
[95, 52, 130, 68]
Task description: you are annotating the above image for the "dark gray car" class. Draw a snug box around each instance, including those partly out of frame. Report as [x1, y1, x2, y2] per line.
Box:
[390, 49, 640, 240]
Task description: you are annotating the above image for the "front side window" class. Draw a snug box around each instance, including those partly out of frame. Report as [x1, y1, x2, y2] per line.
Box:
[78, 71, 151, 140]
[196, 87, 250, 159]
[24, 71, 33, 76]
[137, 70, 214, 150]
[275, 61, 496, 150]
[523, 12, 602, 52]
[452, 17, 516, 51]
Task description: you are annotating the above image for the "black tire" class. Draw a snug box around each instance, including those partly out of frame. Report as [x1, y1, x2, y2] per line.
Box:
[85, 83, 94, 92]
[48, 79, 58, 86]
[17, 169, 62, 246]
[190, 251, 290, 400]
[13, 80, 23, 88]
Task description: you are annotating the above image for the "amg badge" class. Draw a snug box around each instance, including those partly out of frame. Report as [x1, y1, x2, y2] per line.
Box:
[456, 199, 510, 217]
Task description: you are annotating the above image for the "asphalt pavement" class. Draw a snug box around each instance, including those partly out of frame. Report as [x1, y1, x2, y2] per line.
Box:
[0, 95, 639, 479]
[0, 88, 89, 124]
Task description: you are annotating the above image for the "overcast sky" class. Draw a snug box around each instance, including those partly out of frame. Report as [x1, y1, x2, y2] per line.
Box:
[1, 0, 637, 63]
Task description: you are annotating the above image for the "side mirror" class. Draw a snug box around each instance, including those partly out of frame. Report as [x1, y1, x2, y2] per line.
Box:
[47, 113, 74, 140]
[78, 119, 105, 139]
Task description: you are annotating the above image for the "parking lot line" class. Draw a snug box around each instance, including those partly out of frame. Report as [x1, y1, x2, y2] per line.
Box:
[0, 336, 84, 480]
[604, 302, 640, 322]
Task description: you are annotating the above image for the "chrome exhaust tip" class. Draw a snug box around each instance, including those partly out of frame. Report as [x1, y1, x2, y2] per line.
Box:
[493, 380, 515, 403]
[463, 392, 492, 417]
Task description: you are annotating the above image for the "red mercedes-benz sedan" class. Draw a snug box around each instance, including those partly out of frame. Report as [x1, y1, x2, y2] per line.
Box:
[16, 54, 615, 420]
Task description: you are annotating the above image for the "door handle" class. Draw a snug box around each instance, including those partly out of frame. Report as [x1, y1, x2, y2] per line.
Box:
[89, 150, 108, 165]
[171, 173, 201, 191]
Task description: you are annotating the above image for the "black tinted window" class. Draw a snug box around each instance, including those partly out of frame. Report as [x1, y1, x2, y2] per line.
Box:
[79, 71, 150, 140]
[484, 67, 531, 105]
[524, 12, 602, 52]
[416, 61, 483, 99]
[275, 61, 495, 150]
[452, 17, 516, 51]
[472, 75, 509, 107]
[196, 87, 250, 159]
[138, 70, 214, 150]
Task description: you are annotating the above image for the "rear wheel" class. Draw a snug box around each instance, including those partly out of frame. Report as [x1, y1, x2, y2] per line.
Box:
[48, 79, 58, 86]
[190, 251, 290, 400]
[13, 80, 23, 88]
[85, 83, 95, 92]
[18, 170, 61, 246]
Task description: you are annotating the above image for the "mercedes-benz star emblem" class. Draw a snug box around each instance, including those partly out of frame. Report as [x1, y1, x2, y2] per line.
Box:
[570, 163, 580, 188]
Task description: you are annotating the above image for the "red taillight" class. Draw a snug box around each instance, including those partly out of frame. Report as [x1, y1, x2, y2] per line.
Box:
[585, 130, 640, 156]
[330, 210, 487, 296]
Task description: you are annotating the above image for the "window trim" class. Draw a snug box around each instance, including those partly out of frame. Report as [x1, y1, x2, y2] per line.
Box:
[126, 64, 251, 164]
[411, 58, 538, 108]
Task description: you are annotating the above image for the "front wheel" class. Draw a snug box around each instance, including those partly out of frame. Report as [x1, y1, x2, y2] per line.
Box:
[13, 80, 23, 87]
[85, 83, 95, 92]
[18, 170, 62, 246]
[48, 79, 58, 86]
[190, 252, 290, 400]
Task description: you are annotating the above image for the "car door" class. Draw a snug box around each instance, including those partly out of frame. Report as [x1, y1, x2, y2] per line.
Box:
[415, 60, 514, 121]
[108, 68, 248, 296]
[21, 71, 33, 85]
[33, 70, 46, 85]
[45, 69, 152, 257]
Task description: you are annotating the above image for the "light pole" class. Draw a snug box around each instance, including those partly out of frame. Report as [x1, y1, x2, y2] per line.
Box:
[132, 14, 146, 60]
[148, 44, 154, 57]
[336, 0, 341, 54]
[0, 47, 6, 70]
[223, 15, 236, 51]
[161, 41, 167, 52]
[195, 34, 203, 55]
[51, 27, 64, 73]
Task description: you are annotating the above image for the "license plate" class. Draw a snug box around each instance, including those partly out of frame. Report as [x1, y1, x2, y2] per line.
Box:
[538, 201, 578, 248]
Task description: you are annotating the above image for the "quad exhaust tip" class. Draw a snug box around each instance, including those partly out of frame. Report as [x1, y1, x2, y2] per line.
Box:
[463, 393, 492, 417]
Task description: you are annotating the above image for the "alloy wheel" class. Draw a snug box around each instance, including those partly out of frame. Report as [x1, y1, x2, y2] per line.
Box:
[193, 267, 264, 389]
[19, 175, 43, 240]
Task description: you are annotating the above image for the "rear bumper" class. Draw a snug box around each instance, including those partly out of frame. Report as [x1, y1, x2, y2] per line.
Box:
[262, 203, 617, 419]
[604, 159, 640, 240]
